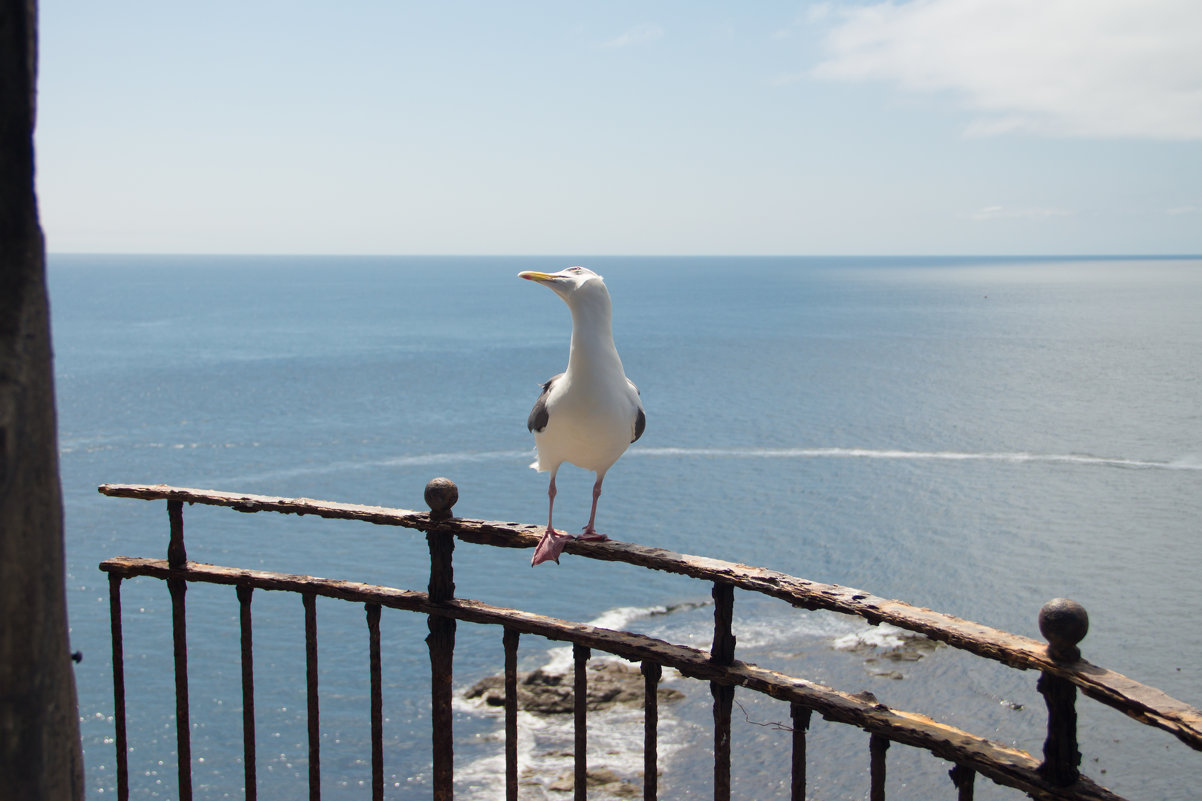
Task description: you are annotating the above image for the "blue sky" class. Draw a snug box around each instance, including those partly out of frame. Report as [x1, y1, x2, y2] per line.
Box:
[35, 1, 1202, 255]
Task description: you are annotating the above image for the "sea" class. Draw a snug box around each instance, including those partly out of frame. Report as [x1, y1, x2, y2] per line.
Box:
[49, 255, 1201, 800]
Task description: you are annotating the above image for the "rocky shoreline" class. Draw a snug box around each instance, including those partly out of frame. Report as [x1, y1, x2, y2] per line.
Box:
[458, 621, 946, 798]
[463, 659, 686, 797]
[464, 658, 685, 715]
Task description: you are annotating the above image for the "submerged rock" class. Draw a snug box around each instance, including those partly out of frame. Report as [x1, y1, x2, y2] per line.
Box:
[464, 659, 684, 715]
[831, 622, 943, 680]
[547, 767, 642, 797]
[833, 624, 941, 660]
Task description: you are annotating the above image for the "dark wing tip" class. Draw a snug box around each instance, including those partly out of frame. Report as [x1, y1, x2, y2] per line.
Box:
[528, 399, 549, 433]
[632, 406, 646, 443]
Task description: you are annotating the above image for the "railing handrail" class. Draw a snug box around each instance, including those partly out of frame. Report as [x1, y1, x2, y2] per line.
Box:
[98, 482, 1202, 755]
[101, 553, 1128, 801]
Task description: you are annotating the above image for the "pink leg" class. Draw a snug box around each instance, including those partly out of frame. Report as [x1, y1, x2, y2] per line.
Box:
[532, 472, 571, 566]
[578, 474, 609, 541]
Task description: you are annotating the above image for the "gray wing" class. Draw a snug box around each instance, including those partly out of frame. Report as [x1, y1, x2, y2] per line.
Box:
[527, 373, 563, 433]
[628, 378, 646, 443]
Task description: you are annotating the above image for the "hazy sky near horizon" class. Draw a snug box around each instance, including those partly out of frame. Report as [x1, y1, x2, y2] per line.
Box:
[36, 1, 1202, 255]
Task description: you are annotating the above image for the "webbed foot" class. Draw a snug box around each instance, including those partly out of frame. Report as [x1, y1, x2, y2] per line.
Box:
[531, 529, 571, 566]
[577, 528, 609, 542]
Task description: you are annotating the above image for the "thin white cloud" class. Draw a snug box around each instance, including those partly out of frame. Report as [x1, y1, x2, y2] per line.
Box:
[968, 205, 1073, 221]
[1166, 205, 1200, 216]
[601, 23, 663, 49]
[811, 0, 1202, 140]
[769, 72, 808, 87]
[774, 5, 832, 38]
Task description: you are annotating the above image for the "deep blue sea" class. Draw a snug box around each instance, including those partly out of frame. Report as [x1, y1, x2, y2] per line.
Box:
[50, 255, 1201, 800]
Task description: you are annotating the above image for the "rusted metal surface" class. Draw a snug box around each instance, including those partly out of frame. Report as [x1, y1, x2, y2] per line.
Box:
[366, 603, 383, 801]
[710, 682, 733, 801]
[870, 734, 889, 801]
[427, 615, 454, 801]
[710, 582, 735, 801]
[949, 764, 975, 801]
[167, 498, 186, 568]
[304, 592, 320, 801]
[100, 555, 1131, 801]
[237, 585, 257, 801]
[1038, 598, 1088, 786]
[790, 703, 811, 801]
[504, 628, 520, 801]
[168, 573, 192, 801]
[710, 583, 736, 664]
[426, 523, 456, 801]
[425, 477, 458, 522]
[96, 483, 1202, 752]
[107, 575, 129, 801]
[574, 644, 590, 801]
[642, 661, 661, 801]
[427, 529, 455, 603]
[165, 495, 193, 801]
[1039, 672, 1082, 786]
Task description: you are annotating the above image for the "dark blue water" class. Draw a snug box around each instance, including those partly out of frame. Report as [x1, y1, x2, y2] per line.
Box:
[51, 255, 1202, 799]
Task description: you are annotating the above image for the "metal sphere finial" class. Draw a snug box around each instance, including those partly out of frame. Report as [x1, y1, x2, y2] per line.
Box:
[1038, 598, 1089, 662]
[424, 477, 458, 521]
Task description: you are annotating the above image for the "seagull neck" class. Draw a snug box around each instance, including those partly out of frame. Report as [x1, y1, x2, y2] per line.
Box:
[566, 295, 623, 375]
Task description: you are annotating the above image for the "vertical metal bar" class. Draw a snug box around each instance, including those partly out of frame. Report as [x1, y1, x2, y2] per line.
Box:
[869, 734, 889, 801]
[710, 685, 733, 801]
[169, 576, 192, 800]
[504, 627, 520, 801]
[1037, 672, 1081, 786]
[641, 661, 661, 801]
[1036, 599, 1088, 786]
[790, 703, 812, 801]
[710, 583, 736, 663]
[166, 498, 193, 801]
[426, 527, 456, 801]
[108, 574, 129, 801]
[427, 529, 456, 602]
[948, 764, 975, 801]
[169, 582, 192, 800]
[304, 592, 320, 801]
[574, 644, 590, 801]
[237, 585, 257, 801]
[167, 498, 187, 568]
[710, 582, 735, 801]
[366, 603, 383, 801]
[426, 611, 456, 801]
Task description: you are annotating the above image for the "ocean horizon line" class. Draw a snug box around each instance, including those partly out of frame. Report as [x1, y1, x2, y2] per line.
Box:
[45, 251, 1202, 261]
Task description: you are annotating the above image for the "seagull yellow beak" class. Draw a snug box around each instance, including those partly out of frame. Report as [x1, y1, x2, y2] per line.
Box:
[518, 271, 557, 283]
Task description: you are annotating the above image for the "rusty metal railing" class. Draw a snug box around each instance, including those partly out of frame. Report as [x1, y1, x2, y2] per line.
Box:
[98, 480, 1202, 801]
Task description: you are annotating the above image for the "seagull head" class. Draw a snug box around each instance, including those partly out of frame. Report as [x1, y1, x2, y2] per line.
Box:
[518, 266, 607, 304]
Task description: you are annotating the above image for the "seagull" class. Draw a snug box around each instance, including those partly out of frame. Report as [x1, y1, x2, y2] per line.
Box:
[519, 266, 645, 566]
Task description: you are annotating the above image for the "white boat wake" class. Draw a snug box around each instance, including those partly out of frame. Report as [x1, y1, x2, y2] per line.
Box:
[630, 447, 1201, 471]
[210, 446, 1199, 485]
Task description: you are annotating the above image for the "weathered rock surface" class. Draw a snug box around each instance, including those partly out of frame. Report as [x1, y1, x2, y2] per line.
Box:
[547, 767, 642, 797]
[465, 659, 684, 714]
